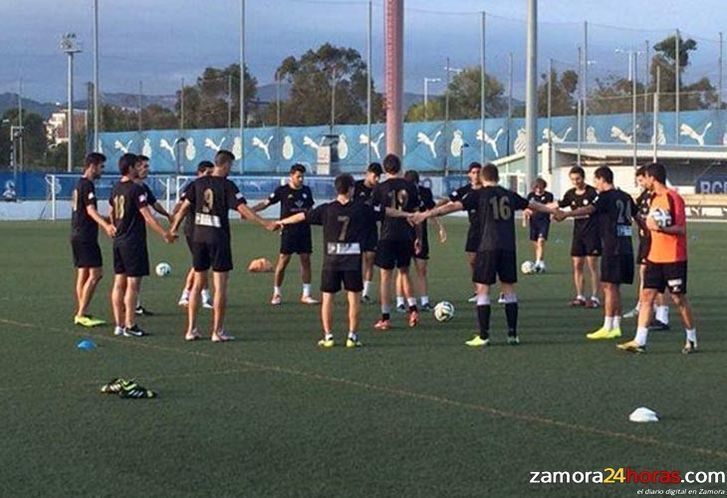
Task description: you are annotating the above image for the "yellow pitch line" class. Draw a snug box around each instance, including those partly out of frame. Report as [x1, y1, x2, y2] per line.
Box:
[4, 316, 727, 461]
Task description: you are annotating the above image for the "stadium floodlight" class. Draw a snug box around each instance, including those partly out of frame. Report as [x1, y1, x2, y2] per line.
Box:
[423, 77, 441, 121]
[60, 33, 82, 173]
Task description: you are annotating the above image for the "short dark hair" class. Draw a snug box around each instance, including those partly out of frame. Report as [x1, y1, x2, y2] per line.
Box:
[594, 166, 614, 184]
[118, 153, 138, 176]
[383, 154, 401, 175]
[334, 173, 355, 195]
[215, 150, 235, 167]
[468, 161, 482, 172]
[481, 163, 499, 182]
[534, 177, 547, 190]
[635, 165, 648, 177]
[290, 163, 306, 175]
[197, 160, 214, 173]
[367, 162, 383, 176]
[569, 166, 585, 178]
[404, 170, 420, 184]
[137, 154, 149, 163]
[85, 152, 106, 169]
[646, 162, 667, 184]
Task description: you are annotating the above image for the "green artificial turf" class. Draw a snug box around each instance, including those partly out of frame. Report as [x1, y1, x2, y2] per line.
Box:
[0, 219, 725, 497]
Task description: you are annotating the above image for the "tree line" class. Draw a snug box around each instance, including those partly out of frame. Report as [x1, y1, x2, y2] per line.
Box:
[1, 35, 722, 170]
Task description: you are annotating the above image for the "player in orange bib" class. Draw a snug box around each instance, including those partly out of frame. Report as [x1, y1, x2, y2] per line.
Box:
[618, 163, 698, 354]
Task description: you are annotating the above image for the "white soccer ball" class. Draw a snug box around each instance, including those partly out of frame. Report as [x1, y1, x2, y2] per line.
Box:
[155, 262, 172, 277]
[651, 208, 672, 228]
[433, 301, 455, 322]
[521, 261, 536, 275]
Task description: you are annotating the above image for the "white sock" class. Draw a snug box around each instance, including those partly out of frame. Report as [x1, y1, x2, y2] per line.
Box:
[407, 297, 417, 308]
[181, 289, 190, 299]
[302, 283, 311, 297]
[476, 294, 491, 306]
[603, 316, 614, 330]
[273, 286, 281, 296]
[686, 328, 697, 343]
[635, 301, 641, 311]
[363, 281, 371, 296]
[396, 296, 405, 307]
[420, 295, 429, 306]
[656, 305, 669, 324]
[201, 288, 211, 301]
[576, 294, 585, 300]
[136, 297, 141, 308]
[323, 332, 333, 340]
[348, 331, 357, 339]
[613, 315, 621, 329]
[635, 326, 649, 346]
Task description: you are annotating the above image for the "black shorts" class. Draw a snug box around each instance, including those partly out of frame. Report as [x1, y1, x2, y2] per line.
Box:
[571, 230, 602, 257]
[529, 218, 551, 242]
[193, 240, 233, 272]
[280, 226, 312, 255]
[644, 261, 688, 295]
[472, 250, 517, 285]
[600, 254, 635, 285]
[414, 234, 430, 260]
[375, 239, 414, 270]
[361, 227, 378, 253]
[320, 269, 364, 293]
[113, 242, 149, 277]
[71, 239, 102, 268]
[185, 234, 195, 254]
[465, 226, 479, 253]
[637, 238, 650, 265]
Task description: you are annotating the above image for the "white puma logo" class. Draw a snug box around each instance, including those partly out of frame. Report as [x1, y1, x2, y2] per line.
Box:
[252, 136, 273, 160]
[416, 130, 442, 158]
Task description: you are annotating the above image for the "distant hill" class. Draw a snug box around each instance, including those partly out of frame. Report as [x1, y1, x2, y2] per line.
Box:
[0, 93, 59, 119]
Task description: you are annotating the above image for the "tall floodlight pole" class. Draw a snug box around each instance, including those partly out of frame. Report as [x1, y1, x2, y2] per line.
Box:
[719, 32, 723, 110]
[653, 65, 660, 161]
[583, 21, 588, 136]
[366, 0, 372, 166]
[547, 58, 553, 173]
[632, 52, 638, 169]
[239, 0, 246, 173]
[675, 29, 680, 145]
[18, 78, 23, 170]
[525, 0, 538, 188]
[61, 33, 81, 173]
[480, 11, 486, 164]
[644, 40, 650, 114]
[385, 0, 404, 157]
[93, 0, 100, 152]
[423, 77, 441, 120]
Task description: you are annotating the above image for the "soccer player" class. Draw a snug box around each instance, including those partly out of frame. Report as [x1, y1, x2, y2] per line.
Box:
[109, 153, 173, 338]
[354, 162, 382, 303]
[554, 166, 637, 340]
[618, 163, 698, 354]
[558, 166, 602, 308]
[277, 173, 373, 348]
[171, 150, 276, 342]
[442, 161, 481, 302]
[71, 152, 116, 327]
[371, 154, 421, 330]
[174, 160, 214, 309]
[414, 164, 555, 347]
[623, 166, 670, 330]
[252, 164, 317, 305]
[133, 154, 173, 316]
[395, 169, 445, 312]
[524, 177, 554, 273]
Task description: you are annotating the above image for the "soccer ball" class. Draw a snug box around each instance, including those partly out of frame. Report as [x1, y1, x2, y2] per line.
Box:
[433, 301, 455, 322]
[155, 262, 172, 277]
[651, 208, 672, 228]
[521, 261, 536, 275]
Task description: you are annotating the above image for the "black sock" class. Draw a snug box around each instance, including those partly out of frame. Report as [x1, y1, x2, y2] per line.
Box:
[382, 313, 390, 321]
[476, 304, 491, 340]
[505, 302, 518, 337]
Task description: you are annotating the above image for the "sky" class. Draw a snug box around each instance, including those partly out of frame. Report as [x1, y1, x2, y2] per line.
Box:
[0, 0, 725, 102]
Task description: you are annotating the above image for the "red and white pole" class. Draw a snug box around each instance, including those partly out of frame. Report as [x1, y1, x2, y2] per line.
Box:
[385, 0, 404, 157]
